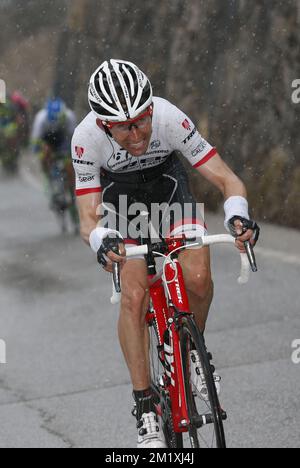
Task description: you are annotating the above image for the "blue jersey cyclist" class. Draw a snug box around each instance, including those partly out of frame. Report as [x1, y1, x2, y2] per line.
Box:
[32, 98, 77, 212]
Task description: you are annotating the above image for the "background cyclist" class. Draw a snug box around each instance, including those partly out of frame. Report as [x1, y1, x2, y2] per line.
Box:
[11, 90, 30, 148]
[31, 97, 78, 230]
[0, 93, 23, 173]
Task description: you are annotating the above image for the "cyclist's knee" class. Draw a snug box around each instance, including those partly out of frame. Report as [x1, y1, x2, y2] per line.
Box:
[186, 268, 213, 299]
[121, 276, 149, 321]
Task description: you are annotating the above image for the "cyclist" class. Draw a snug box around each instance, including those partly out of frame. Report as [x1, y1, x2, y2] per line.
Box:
[32, 97, 78, 230]
[0, 95, 20, 172]
[72, 59, 259, 448]
[11, 91, 30, 147]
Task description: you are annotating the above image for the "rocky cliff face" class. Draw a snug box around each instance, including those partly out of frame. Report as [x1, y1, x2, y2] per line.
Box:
[1, 0, 299, 227]
[71, 0, 299, 227]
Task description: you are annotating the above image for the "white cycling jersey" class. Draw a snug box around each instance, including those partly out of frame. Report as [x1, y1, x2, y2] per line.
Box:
[72, 97, 217, 197]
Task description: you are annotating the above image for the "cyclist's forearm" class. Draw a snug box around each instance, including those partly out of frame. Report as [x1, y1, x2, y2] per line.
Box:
[197, 153, 247, 200]
[81, 222, 98, 245]
[80, 215, 105, 245]
[77, 194, 102, 245]
[222, 174, 247, 201]
[196, 153, 250, 225]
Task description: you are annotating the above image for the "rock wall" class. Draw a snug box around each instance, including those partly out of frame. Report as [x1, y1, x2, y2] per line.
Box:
[1, 0, 299, 227]
[72, 0, 300, 227]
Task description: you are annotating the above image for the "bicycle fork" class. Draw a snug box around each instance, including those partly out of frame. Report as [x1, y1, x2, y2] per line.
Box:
[164, 318, 191, 432]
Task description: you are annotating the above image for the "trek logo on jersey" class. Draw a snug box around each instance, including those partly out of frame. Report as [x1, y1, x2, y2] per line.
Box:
[72, 159, 94, 166]
[182, 119, 192, 131]
[182, 126, 197, 145]
[75, 146, 85, 159]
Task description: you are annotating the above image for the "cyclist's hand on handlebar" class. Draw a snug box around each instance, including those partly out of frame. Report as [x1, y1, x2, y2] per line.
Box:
[234, 223, 254, 252]
[104, 245, 127, 274]
[97, 234, 126, 273]
[229, 216, 260, 252]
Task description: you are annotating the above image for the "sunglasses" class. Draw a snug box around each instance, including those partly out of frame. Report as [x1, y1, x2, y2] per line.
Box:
[103, 106, 153, 134]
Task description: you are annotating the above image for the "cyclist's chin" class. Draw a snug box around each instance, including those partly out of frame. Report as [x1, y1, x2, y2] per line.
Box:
[126, 139, 149, 157]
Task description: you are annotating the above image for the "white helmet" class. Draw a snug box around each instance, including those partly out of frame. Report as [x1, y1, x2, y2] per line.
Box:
[88, 59, 153, 122]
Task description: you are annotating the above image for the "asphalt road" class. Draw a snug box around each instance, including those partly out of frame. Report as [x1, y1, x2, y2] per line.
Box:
[0, 159, 300, 448]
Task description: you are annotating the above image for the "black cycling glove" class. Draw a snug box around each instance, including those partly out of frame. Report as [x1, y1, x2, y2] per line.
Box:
[97, 233, 124, 268]
[228, 216, 260, 245]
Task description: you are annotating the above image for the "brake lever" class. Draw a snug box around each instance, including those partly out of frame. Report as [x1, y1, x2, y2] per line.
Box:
[112, 262, 121, 293]
[244, 241, 258, 273]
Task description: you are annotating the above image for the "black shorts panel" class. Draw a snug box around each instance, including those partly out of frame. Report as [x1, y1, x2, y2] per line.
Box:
[100, 153, 205, 242]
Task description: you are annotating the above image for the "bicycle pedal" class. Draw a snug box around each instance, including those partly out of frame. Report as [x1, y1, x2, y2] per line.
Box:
[131, 404, 137, 418]
[191, 354, 197, 363]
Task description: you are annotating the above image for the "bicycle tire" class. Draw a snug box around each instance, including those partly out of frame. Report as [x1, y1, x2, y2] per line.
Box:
[180, 316, 226, 448]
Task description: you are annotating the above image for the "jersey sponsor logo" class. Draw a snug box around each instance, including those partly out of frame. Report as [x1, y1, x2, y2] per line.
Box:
[108, 147, 169, 171]
[72, 159, 95, 166]
[145, 149, 169, 157]
[78, 175, 95, 183]
[182, 126, 197, 144]
[75, 146, 85, 158]
[77, 171, 94, 177]
[108, 149, 132, 170]
[150, 140, 161, 150]
[182, 118, 192, 131]
[107, 150, 169, 172]
[136, 156, 168, 167]
[191, 139, 208, 157]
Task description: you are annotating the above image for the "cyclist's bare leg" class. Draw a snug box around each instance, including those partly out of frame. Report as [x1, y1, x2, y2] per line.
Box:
[118, 259, 151, 391]
[179, 246, 213, 332]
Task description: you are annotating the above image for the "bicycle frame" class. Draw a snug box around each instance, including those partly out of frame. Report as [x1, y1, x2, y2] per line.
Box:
[111, 233, 255, 441]
[146, 238, 196, 434]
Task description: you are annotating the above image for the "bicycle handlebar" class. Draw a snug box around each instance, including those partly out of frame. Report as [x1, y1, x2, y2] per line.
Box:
[110, 234, 256, 305]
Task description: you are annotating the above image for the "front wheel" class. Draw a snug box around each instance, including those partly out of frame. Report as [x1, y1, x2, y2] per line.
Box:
[179, 316, 227, 448]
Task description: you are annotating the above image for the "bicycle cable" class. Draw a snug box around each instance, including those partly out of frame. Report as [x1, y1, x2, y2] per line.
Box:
[153, 241, 201, 300]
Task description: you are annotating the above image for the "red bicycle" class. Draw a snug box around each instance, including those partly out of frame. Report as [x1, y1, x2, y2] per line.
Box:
[111, 234, 255, 448]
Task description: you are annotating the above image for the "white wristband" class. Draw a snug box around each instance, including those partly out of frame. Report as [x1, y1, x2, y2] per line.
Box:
[224, 196, 249, 231]
[89, 227, 122, 253]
